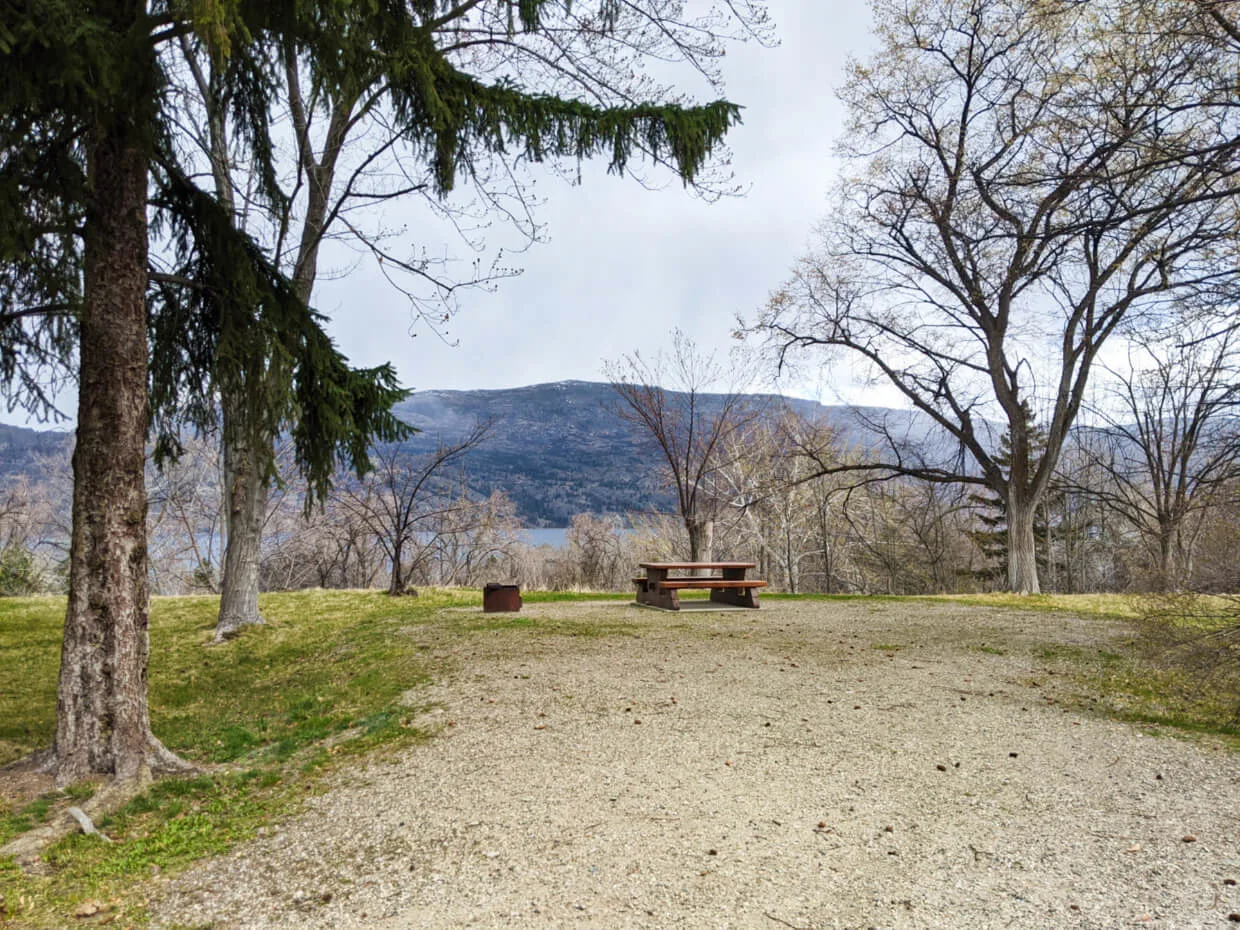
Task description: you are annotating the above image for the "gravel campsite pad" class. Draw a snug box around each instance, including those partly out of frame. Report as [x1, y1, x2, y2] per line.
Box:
[150, 600, 1240, 929]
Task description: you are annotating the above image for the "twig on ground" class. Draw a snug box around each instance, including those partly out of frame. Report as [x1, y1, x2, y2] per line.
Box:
[765, 912, 811, 929]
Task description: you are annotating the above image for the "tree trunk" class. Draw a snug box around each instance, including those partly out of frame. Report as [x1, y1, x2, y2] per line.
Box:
[213, 83, 344, 638]
[1042, 502, 1055, 593]
[53, 115, 184, 785]
[1006, 496, 1041, 595]
[685, 516, 714, 575]
[214, 392, 268, 640]
[204, 61, 269, 641]
[1155, 523, 1177, 593]
[820, 509, 833, 594]
[785, 525, 797, 594]
[387, 542, 416, 596]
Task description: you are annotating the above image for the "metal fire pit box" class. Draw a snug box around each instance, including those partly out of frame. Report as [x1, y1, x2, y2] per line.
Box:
[483, 583, 522, 613]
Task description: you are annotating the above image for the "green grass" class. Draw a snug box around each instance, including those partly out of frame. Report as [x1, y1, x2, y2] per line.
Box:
[0, 597, 63, 766]
[925, 591, 1146, 620]
[945, 593, 1240, 747]
[763, 592, 910, 603]
[462, 613, 637, 637]
[520, 590, 633, 603]
[1027, 637, 1240, 746]
[0, 587, 482, 927]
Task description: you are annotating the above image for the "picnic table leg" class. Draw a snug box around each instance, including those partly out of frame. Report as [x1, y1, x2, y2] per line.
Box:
[708, 586, 760, 608]
[650, 587, 680, 610]
[636, 581, 679, 609]
[639, 568, 679, 610]
[709, 566, 759, 608]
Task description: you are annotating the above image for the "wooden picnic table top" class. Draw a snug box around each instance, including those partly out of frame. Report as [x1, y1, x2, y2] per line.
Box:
[638, 561, 757, 571]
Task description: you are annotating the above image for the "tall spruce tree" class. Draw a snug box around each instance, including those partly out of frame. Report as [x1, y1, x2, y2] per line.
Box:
[1, 0, 754, 785]
[179, 1, 771, 641]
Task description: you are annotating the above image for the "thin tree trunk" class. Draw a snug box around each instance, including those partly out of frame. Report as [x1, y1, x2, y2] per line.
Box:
[202, 52, 274, 640]
[785, 524, 797, 594]
[212, 92, 342, 637]
[215, 392, 268, 641]
[1006, 496, 1041, 595]
[686, 516, 714, 575]
[388, 541, 414, 596]
[820, 509, 833, 594]
[1042, 502, 1055, 593]
[53, 110, 185, 784]
[1156, 524, 1177, 593]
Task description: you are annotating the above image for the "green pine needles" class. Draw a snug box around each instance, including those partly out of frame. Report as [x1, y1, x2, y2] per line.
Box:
[2, 0, 750, 469]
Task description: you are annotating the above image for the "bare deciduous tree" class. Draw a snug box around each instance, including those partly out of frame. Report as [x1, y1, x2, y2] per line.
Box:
[606, 330, 759, 567]
[1071, 320, 1240, 589]
[711, 409, 832, 593]
[343, 423, 492, 596]
[757, 0, 1240, 593]
[146, 435, 223, 595]
[420, 490, 523, 588]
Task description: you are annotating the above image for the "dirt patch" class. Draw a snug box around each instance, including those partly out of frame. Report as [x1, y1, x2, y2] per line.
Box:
[0, 755, 55, 809]
[149, 600, 1240, 929]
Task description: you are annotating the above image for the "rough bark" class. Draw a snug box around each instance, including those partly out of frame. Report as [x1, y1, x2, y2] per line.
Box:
[214, 392, 268, 641]
[1155, 523, 1183, 593]
[202, 53, 272, 640]
[1006, 497, 1041, 596]
[684, 517, 715, 576]
[211, 81, 341, 639]
[52, 110, 185, 785]
[386, 543, 416, 597]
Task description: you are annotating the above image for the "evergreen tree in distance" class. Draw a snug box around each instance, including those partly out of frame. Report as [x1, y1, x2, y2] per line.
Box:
[967, 405, 1045, 585]
[0, 0, 758, 787]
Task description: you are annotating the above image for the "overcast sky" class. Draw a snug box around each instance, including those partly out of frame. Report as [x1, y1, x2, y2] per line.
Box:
[313, 1, 881, 405]
[2, 2, 882, 430]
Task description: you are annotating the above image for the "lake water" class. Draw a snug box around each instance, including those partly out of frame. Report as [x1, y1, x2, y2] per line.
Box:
[521, 528, 569, 548]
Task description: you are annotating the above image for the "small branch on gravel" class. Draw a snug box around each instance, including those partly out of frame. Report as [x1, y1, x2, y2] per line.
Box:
[764, 912, 811, 929]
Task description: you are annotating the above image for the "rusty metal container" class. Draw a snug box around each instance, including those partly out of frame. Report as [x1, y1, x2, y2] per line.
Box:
[483, 583, 522, 613]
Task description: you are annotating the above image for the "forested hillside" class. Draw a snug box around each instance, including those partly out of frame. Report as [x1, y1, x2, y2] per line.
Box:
[0, 381, 935, 526]
[390, 381, 932, 525]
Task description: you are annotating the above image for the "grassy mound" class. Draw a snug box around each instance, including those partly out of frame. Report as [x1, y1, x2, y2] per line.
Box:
[0, 589, 475, 927]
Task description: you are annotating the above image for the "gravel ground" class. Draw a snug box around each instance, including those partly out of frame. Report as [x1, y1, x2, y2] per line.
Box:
[149, 599, 1240, 930]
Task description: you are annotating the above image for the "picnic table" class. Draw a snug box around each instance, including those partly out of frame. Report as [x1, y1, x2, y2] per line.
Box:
[633, 561, 766, 611]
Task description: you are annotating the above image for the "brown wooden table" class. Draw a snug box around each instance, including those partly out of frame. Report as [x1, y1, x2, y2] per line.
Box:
[633, 561, 766, 610]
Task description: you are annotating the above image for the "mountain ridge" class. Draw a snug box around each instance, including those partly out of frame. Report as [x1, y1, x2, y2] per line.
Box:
[0, 381, 939, 526]
[390, 380, 938, 525]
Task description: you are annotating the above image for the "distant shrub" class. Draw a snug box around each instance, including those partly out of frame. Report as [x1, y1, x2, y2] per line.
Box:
[0, 544, 45, 596]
